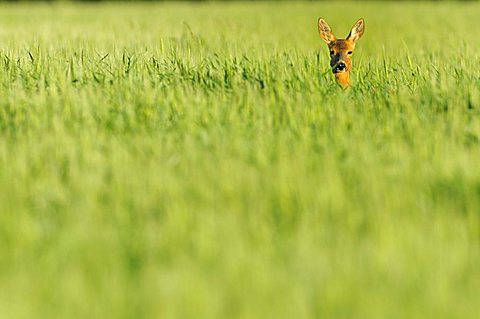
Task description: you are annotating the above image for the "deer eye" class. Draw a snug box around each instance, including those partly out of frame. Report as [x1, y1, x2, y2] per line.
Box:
[347, 51, 353, 55]
[330, 50, 334, 55]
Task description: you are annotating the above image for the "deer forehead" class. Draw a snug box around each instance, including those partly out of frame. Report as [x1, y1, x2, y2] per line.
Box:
[329, 40, 354, 52]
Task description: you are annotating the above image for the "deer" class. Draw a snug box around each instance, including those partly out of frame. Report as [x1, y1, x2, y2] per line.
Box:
[318, 18, 365, 87]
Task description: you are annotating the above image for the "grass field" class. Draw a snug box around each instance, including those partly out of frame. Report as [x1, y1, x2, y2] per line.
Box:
[0, 1, 479, 318]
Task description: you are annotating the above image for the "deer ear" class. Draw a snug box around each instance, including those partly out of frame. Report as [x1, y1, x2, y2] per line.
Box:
[318, 18, 336, 44]
[347, 18, 365, 43]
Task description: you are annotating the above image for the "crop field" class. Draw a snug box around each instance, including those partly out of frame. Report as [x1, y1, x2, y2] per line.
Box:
[0, 1, 479, 318]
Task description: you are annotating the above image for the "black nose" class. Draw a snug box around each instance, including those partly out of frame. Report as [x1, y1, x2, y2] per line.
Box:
[337, 62, 346, 70]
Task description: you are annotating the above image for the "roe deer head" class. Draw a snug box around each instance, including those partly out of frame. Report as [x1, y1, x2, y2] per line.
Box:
[318, 18, 365, 87]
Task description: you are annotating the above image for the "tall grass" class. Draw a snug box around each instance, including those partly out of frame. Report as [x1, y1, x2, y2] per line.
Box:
[0, 2, 479, 319]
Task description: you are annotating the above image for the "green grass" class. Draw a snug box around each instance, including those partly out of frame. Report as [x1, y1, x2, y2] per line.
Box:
[0, 1, 479, 318]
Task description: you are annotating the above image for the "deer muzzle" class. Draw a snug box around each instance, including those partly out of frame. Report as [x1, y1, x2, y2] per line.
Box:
[332, 61, 347, 74]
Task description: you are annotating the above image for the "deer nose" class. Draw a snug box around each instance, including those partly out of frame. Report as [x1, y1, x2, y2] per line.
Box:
[332, 61, 347, 73]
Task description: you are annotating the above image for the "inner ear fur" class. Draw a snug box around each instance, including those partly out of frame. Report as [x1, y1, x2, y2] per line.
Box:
[347, 18, 365, 43]
[318, 18, 336, 44]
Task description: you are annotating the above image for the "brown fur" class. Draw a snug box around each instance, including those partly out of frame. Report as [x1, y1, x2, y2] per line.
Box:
[318, 18, 365, 87]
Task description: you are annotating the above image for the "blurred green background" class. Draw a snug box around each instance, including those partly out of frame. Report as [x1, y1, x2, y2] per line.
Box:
[0, 1, 479, 319]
